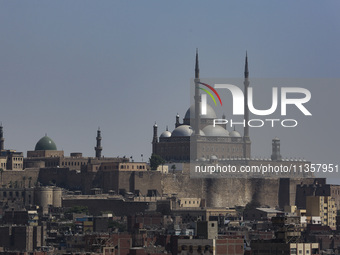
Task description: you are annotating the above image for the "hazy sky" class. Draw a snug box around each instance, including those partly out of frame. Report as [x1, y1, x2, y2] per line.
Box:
[0, 1, 339, 182]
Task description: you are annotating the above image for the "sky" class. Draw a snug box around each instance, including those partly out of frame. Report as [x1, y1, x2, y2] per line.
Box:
[0, 1, 339, 182]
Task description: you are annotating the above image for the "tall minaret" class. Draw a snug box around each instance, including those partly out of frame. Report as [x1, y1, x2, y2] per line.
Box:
[0, 123, 4, 151]
[152, 122, 158, 154]
[95, 128, 102, 158]
[243, 52, 251, 158]
[194, 48, 201, 135]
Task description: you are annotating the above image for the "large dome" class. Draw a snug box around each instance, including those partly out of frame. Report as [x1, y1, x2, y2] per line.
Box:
[202, 125, 229, 137]
[35, 135, 57, 151]
[184, 103, 217, 119]
[172, 125, 193, 137]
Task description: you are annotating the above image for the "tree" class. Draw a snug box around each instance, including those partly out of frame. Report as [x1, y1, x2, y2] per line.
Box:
[149, 154, 165, 170]
[171, 164, 176, 173]
[66, 206, 89, 214]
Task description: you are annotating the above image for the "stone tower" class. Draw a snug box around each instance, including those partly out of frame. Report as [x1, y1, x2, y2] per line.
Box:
[271, 137, 282, 161]
[0, 123, 4, 151]
[95, 128, 102, 159]
[152, 123, 158, 154]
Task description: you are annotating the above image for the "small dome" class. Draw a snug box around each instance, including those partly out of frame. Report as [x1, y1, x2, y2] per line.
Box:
[202, 125, 229, 137]
[211, 155, 218, 160]
[230, 130, 241, 137]
[184, 103, 217, 119]
[172, 125, 193, 137]
[160, 130, 172, 138]
[35, 135, 57, 151]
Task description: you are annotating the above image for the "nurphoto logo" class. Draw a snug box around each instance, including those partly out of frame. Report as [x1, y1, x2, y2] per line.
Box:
[200, 83, 312, 128]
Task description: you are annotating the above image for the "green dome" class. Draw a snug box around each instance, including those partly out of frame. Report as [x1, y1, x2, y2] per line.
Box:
[35, 135, 57, 151]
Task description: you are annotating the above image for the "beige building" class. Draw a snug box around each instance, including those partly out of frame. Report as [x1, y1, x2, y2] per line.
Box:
[306, 196, 336, 229]
[178, 198, 202, 208]
[251, 241, 319, 255]
[0, 150, 24, 171]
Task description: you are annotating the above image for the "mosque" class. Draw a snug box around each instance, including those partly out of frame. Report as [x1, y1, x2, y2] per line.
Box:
[152, 51, 251, 162]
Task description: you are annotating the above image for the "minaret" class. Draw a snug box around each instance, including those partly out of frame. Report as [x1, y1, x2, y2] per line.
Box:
[0, 123, 4, 151]
[271, 138, 282, 161]
[194, 49, 201, 135]
[95, 128, 102, 158]
[243, 52, 251, 158]
[175, 114, 180, 128]
[152, 122, 158, 154]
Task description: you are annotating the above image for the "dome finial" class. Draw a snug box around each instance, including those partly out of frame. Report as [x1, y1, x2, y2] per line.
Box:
[166, 125, 168, 131]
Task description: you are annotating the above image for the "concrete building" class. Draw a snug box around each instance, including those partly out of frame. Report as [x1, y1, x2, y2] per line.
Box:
[177, 236, 244, 255]
[251, 241, 319, 255]
[243, 208, 283, 221]
[296, 181, 340, 210]
[196, 221, 218, 239]
[306, 196, 336, 229]
[0, 225, 44, 252]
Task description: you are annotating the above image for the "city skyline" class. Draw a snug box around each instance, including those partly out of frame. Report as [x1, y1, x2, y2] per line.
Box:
[0, 1, 339, 182]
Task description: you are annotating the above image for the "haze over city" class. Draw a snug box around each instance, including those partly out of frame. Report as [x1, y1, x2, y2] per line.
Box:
[0, 1, 339, 181]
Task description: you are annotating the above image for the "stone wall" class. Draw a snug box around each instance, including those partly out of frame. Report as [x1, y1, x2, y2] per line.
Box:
[0, 168, 39, 188]
[161, 173, 323, 208]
